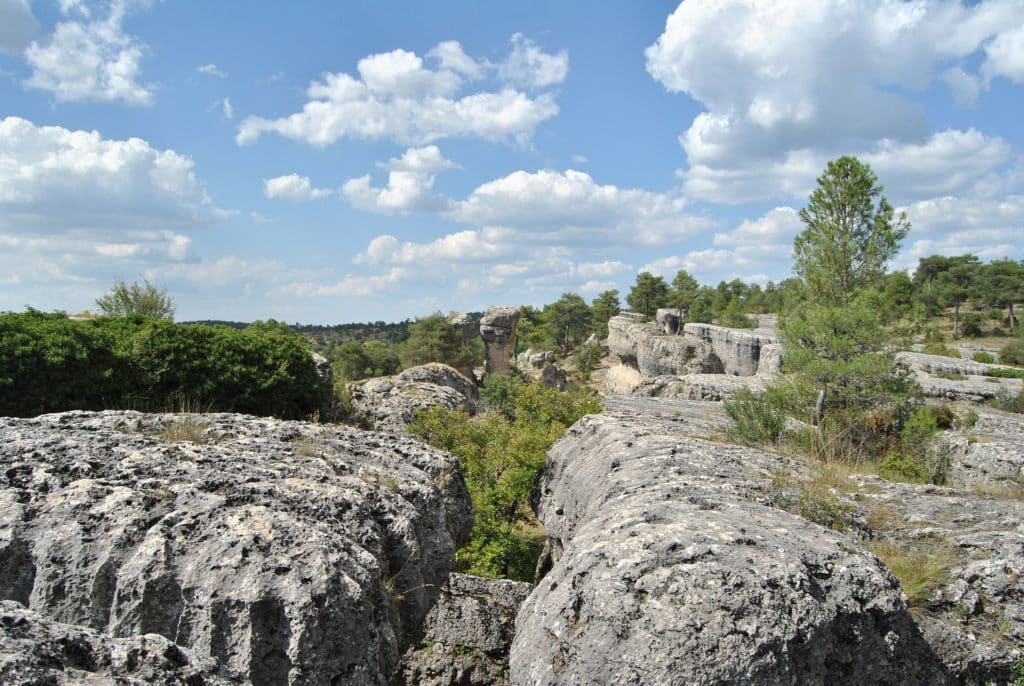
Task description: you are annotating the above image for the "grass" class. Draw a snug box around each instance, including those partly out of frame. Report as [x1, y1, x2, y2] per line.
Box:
[869, 538, 958, 607]
[291, 435, 321, 457]
[865, 503, 904, 532]
[933, 371, 967, 381]
[971, 479, 1024, 500]
[986, 367, 1024, 379]
[159, 416, 209, 443]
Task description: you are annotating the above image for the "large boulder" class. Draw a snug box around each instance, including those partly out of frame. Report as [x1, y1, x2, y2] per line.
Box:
[398, 574, 533, 686]
[0, 410, 473, 685]
[944, 404, 1024, 490]
[480, 307, 521, 375]
[510, 398, 951, 685]
[347, 363, 479, 433]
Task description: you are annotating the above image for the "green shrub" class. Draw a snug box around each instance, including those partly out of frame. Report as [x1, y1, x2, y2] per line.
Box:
[717, 300, 755, 329]
[992, 390, 1024, 414]
[1000, 339, 1024, 366]
[923, 342, 961, 358]
[409, 383, 600, 580]
[971, 351, 996, 364]
[878, 453, 930, 483]
[0, 311, 326, 418]
[987, 366, 1024, 379]
[724, 387, 787, 446]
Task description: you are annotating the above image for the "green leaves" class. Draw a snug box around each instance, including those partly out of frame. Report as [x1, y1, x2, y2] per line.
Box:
[95, 279, 175, 320]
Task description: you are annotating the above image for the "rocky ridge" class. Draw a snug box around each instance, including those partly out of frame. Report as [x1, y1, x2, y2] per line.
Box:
[0, 410, 473, 685]
[346, 363, 480, 433]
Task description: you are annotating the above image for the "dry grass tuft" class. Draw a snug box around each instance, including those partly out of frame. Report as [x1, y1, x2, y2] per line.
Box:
[869, 538, 958, 607]
[160, 416, 209, 443]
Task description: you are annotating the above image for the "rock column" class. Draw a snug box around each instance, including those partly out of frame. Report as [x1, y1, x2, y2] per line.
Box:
[480, 306, 520, 375]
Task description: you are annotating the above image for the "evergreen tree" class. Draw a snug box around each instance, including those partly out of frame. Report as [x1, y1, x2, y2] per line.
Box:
[590, 289, 621, 339]
[96, 279, 175, 320]
[626, 272, 670, 317]
[794, 156, 909, 306]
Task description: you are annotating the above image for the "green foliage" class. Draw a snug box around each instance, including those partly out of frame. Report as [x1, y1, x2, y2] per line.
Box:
[589, 289, 620, 339]
[626, 272, 670, 317]
[724, 387, 788, 446]
[687, 294, 714, 324]
[0, 311, 326, 418]
[975, 258, 1024, 330]
[987, 366, 1024, 379]
[96, 278, 175, 320]
[1000, 339, 1024, 366]
[409, 383, 601, 580]
[543, 293, 592, 351]
[717, 300, 755, 328]
[922, 342, 961, 358]
[515, 305, 554, 352]
[793, 156, 910, 306]
[400, 313, 479, 370]
[332, 340, 401, 382]
[479, 372, 524, 419]
[992, 390, 1024, 414]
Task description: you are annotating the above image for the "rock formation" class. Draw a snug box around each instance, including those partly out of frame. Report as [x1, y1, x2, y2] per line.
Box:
[398, 574, 533, 686]
[480, 307, 520, 375]
[509, 396, 1024, 684]
[346, 363, 479, 433]
[896, 351, 1022, 402]
[681, 322, 780, 376]
[0, 410, 473, 685]
[0, 600, 233, 685]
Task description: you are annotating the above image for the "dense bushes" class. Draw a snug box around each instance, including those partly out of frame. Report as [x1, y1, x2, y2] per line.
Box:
[0, 311, 326, 418]
[409, 380, 601, 581]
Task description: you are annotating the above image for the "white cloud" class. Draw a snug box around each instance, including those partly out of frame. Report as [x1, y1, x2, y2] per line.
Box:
[236, 37, 564, 147]
[579, 280, 617, 295]
[571, 154, 588, 165]
[0, 116, 216, 233]
[451, 169, 709, 246]
[0, 0, 36, 54]
[499, 33, 569, 88]
[646, 0, 1024, 203]
[146, 255, 287, 288]
[358, 230, 507, 265]
[341, 145, 456, 214]
[197, 63, 226, 78]
[575, 260, 631, 278]
[275, 268, 409, 297]
[222, 97, 233, 119]
[263, 174, 333, 202]
[24, 0, 154, 105]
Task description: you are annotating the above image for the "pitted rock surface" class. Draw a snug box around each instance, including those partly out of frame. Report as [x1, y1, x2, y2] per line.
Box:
[347, 363, 479, 433]
[943, 404, 1024, 490]
[0, 410, 472, 685]
[510, 397, 951, 685]
[682, 322, 780, 377]
[632, 373, 770, 401]
[896, 351, 1022, 402]
[398, 574, 533, 686]
[0, 599, 235, 685]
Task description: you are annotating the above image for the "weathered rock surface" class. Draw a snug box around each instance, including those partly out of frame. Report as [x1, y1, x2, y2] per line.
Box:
[480, 307, 520, 375]
[0, 410, 473, 685]
[632, 373, 770, 401]
[347, 363, 479, 433]
[682, 322, 780, 376]
[398, 574, 533, 686]
[944, 403, 1024, 490]
[606, 314, 781, 386]
[511, 399, 950, 685]
[896, 351, 1023, 402]
[541, 364, 567, 391]
[0, 599, 234, 685]
[654, 308, 682, 335]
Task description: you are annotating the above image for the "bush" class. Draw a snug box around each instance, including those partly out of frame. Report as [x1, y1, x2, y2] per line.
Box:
[409, 383, 600, 580]
[999, 339, 1024, 366]
[992, 390, 1024, 414]
[987, 366, 1024, 379]
[724, 387, 788, 446]
[717, 300, 756, 328]
[972, 351, 996, 364]
[923, 342, 961, 358]
[0, 311, 326, 418]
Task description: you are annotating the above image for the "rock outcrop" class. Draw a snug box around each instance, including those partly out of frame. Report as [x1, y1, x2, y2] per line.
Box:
[398, 574, 533, 686]
[0, 600, 233, 685]
[896, 351, 1022, 402]
[480, 307, 520, 375]
[682, 322, 780, 376]
[510, 396, 1024, 684]
[347, 363, 479, 433]
[0, 410, 473, 685]
[511, 399, 949, 685]
[944, 403, 1024, 490]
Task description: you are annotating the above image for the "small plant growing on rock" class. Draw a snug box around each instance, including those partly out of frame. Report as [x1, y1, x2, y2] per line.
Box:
[160, 416, 209, 443]
[923, 342, 961, 358]
[868, 538, 957, 607]
[972, 351, 996, 364]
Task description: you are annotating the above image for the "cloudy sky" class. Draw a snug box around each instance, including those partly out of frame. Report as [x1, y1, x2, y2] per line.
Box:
[1, 0, 1022, 323]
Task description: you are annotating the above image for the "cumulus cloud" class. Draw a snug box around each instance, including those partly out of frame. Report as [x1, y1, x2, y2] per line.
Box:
[24, 0, 154, 105]
[450, 169, 709, 246]
[646, 0, 1024, 203]
[263, 174, 333, 202]
[0, 0, 36, 54]
[499, 33, 569, 88]
[342, 145, 456, 214]
[146, 255, 287, 288]
[897, 194, 1024, 266]
[275, 268, 409, 298]
[236, 36, 566, 147]
[0, 116, 215, 233]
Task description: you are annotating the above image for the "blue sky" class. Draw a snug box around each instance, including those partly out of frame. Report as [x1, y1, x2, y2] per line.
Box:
[1, 0, 1022, 324]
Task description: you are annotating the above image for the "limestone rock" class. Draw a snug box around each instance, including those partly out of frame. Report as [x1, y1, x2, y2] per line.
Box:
[633, 372, 770, 401]
[655, 308, 681, 335]
[0, 600, 234, 685]
[480, 307, 521, 375]
[541, 364, 567, 391]
[510, 399, 951, 685]
[398, 574, 533, 686]
[682, 322, 780, 376]
[944, 404, 1024, 490]
[347, 363, 479, 433]
[447, 312, 476, 342]
[896, 351, 991, 377]
[0, 410, 473, 685]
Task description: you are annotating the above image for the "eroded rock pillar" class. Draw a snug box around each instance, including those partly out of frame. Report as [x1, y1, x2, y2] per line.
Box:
[480, 306, 520, 375]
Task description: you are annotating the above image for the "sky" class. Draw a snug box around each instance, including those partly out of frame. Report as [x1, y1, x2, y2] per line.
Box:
[1, 0, 1022, 324]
